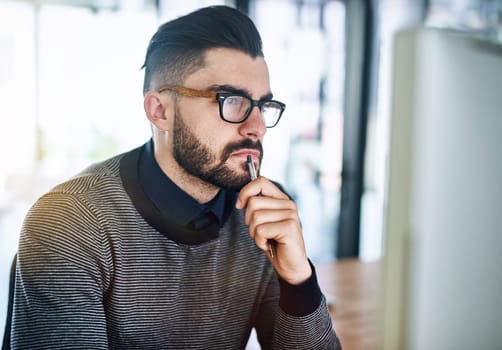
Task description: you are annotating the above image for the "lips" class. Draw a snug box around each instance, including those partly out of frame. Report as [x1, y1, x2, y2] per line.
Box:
[223, 139, 263, 163]
[231, 149, 260, 161]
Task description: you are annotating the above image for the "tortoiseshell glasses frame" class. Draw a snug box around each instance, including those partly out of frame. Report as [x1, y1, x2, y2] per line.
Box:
[158, 85, 285, 128]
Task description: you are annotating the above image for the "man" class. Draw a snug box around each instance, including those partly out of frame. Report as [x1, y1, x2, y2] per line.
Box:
[11, 5, 341, 349]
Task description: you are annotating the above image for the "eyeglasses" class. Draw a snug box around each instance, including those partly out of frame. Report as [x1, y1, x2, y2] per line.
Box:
[158, 85, 285, 128]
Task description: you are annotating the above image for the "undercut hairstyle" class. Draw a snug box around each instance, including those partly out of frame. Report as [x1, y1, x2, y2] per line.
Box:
[142, 5, 264, 95]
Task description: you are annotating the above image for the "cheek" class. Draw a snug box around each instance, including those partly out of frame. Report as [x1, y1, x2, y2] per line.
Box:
[208, 136, 229, 159]
[194, 122, 232, 147]
[184, 108, 236, 158]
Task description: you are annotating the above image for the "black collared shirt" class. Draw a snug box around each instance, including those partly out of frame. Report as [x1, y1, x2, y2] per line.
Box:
[138, 140, 235, 233]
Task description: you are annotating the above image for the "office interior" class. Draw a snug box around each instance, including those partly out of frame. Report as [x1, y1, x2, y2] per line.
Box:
[1, 0, 501, 349]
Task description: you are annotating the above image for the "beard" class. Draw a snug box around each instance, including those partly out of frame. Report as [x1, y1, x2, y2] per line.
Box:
[172, 112, 263, 192]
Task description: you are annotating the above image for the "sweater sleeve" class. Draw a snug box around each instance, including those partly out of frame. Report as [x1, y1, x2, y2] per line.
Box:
[254, 263, 341, 349]
[275, 262, 341, 349]
[273, 295, 341, 349]
[278, 259, 323, 316]
[11, 193, 111, 350]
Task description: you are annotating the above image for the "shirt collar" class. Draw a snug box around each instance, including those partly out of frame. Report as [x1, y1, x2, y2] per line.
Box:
[138, 139, 232, 229]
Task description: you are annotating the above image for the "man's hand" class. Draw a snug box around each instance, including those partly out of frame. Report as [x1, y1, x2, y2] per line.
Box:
[236, 176, 312, 285]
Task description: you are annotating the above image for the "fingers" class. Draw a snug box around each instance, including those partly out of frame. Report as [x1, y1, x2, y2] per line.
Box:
[237, 178, 301, 251]
[235, 176, 289, 210]
[236, 176, 312, 284]
[244, 196, 297, 225]
[237, 178, 298, 242]
[247, 208, 298, 238]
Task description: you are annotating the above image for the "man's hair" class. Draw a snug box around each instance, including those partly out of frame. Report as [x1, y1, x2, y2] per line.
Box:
[142, 5, 264, 94]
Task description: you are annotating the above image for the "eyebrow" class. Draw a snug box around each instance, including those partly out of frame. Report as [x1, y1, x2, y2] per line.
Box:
[206, 84, 274, 101]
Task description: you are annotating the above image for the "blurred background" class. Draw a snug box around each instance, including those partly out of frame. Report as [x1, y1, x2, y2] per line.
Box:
[1, 0, 502, 347]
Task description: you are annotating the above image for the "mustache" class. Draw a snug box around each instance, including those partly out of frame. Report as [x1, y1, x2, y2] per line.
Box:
[222, 139, 263, 161]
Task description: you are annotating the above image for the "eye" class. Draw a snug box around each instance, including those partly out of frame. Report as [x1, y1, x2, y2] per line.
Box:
[224, 95, 245, 106]
[262, 100, 277, 109]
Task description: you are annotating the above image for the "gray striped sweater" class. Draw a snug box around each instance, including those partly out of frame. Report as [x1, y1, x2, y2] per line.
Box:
[11, 147, 340, 349]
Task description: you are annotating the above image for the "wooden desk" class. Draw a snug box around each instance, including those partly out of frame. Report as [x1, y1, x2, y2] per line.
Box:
[316, 258, 381, 350]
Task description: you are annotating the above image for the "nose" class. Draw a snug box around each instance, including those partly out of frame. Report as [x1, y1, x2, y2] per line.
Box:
[238, 105, 267, 140]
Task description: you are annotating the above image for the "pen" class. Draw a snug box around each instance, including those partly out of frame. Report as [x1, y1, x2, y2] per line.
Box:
[246, 155, 275, 258]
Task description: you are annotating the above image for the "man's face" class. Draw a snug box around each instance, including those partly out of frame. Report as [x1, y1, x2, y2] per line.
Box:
[171, 48, 271, 191]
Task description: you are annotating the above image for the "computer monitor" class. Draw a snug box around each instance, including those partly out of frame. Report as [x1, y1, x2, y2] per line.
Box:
[380, 27, 502, 350]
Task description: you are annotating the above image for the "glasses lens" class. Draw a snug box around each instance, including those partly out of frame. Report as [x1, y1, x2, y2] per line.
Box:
[262, 101, 283, 127]
[221, 95, 251, 122]
[219, 94, 284, 127]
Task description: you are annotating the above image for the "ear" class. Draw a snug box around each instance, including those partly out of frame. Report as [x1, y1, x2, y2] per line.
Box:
[144, 91, 174, 132]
